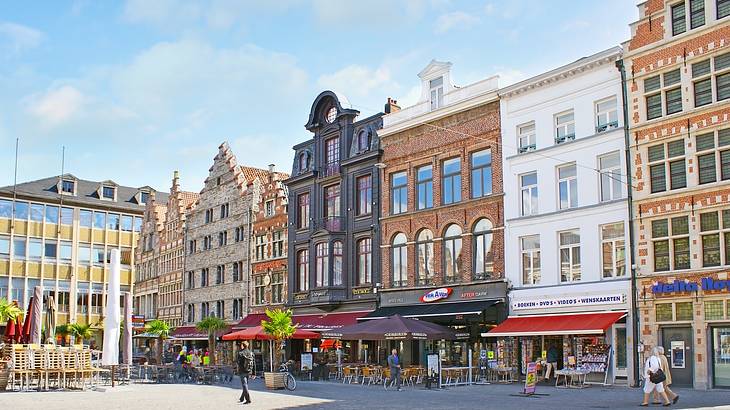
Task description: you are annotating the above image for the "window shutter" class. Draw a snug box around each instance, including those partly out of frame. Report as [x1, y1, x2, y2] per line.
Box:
[663, 69, 681, 86]
[692, 60, 711, 78]
[696, 133, 716, 151]
[650, 164, 666, 193]
[694, 78, 713, 106]
[652, 219, 669, 238]
[669, 159, 687, 189]
[715, 52, 730, 71]
[644, 76, 661, 92]
[671, 2, 687, 35]
[689, 0, 705, 28]
[719, 129, 730, 147]
[698, 154, 717, 184]
[665, 88, 683, 114]
[648, 144, 665, 162]
[667, 140, 685, 157]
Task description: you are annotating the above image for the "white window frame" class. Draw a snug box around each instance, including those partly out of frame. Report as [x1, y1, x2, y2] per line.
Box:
[429, 76, 444, 110]
[691, 52, 730, 108]
[599, 151, 624, 202]
[557, 163, 578, 210]
[559, 230, 581, 283]
[520, 235, 540, 285]
[265, 200, 275, 217]
[517, 122, 536, 153]
[595, 96, 619, 132]
[554, 110, 575, 144]
[601, 222, 626, 278]
[520, 172, 538, 216]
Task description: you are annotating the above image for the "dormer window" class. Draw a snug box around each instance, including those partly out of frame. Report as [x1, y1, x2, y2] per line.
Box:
[102, 186, 115, 200]
[298, 152, 310, 174]
[357, 130, 370, 151]
[61, 180, 75, 194]
[325, 106, 338, 124]
[430, 76, 444, 110]
[140, 191, 149, 204]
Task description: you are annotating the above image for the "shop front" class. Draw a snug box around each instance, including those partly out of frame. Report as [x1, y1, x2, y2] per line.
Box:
[485, 281, 630, 385]
[359, 282, 508, 368]
[640, 271, 730, 389]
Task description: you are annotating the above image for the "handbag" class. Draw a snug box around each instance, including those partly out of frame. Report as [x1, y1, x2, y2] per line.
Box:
[649, 368, 666, 384]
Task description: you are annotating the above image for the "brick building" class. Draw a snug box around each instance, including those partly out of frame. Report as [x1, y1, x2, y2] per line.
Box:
[368, 60, 507, 367]
[134, 171, 198, 329]
[623, 0, 730, 389]
[249, 165, 289, 314]
[176, 142, 267, 342]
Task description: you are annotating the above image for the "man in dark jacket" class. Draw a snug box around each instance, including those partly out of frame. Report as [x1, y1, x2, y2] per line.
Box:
[236, 341, 254, 404]
[387, 348, 402, 391]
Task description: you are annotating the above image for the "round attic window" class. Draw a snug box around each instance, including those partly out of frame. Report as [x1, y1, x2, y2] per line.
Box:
[325, 106, 337, 123]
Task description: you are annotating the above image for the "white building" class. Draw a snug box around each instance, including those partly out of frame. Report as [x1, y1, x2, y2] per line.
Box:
[488, 47, 636, 385]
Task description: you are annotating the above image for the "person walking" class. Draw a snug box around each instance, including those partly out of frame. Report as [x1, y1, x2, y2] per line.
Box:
[387, 348, 402, 391]
[236, 341, 254, 404]
[641, 346, 671, 407]
[544, 344, 559, 381]
[655, 346, 679, 405]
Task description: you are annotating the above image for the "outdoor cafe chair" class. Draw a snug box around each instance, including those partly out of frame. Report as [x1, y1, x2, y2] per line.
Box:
[9, 345, 33, 391]
[341, 366, 354, 384]
[360, 367, 375, 387]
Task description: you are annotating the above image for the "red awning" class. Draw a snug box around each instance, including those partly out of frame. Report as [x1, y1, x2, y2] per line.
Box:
[484, 312, 626, 337]
[233, 311, 370, 332]
[233, 314, 269, 330]
[222, 325, 320, 341]
[170, 325, 231, 341]
[293, 311, 369, 331]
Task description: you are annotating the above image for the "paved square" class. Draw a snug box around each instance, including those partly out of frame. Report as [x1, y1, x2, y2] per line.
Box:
[1, 380, 730, 410]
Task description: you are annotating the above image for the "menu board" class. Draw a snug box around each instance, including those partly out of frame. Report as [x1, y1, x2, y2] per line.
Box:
[301, 353, 313, 371]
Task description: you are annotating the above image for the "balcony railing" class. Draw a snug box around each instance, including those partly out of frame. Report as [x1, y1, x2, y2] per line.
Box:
[320, 163, 341, 178]
[554, 134, 576, 145]
[595, 121, 619, 133]
[517, 144, 536, 154]
[315, 216, 345, 232]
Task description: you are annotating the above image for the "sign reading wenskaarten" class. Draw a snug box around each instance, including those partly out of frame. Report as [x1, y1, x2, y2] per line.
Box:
[512, 294, 625, 311]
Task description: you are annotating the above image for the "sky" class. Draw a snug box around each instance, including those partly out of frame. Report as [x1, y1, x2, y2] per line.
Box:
[0, 0, 638, 193]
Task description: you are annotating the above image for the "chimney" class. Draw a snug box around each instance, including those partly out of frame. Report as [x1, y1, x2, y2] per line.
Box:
[384, 97, 401, 114]
[268, 164, 275, 174]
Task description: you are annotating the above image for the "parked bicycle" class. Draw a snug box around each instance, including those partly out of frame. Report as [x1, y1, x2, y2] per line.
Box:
[279, 361, 297, 391]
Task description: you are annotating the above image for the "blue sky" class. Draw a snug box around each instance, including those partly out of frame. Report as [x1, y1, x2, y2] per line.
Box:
[0, 0, 637, 193]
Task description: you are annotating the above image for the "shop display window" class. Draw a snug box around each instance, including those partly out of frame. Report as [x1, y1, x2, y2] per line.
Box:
[675, 302, 693, 321]
[706, 300, 725, 320]
[656, 303, 673, 322]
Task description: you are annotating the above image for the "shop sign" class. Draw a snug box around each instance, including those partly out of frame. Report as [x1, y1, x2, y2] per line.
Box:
[652, 278, 730, 294]
[131, 315, 145, 329]
[301, 353, 313, 371]
[420, 287, 452, 303]
[352, 287, 372, 296]
[524, 362, 538, 395]
[311, 290, 328, 298]
[512, 294, 624, 310]
[294, 292, 309, 301]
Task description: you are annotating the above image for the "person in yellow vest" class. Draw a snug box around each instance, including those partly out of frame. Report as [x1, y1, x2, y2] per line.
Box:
[203, 349, 210, 366]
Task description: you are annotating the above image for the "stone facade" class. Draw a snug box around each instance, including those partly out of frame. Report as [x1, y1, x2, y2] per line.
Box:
[183, 142, 267, 325]
[249, 165, 289, 314]
[135, 172, 198, 327]
[623, 0, 730, 389]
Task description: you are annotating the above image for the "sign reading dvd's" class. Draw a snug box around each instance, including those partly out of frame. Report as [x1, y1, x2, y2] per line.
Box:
[420, 288, 452, 303]
[512, 294, 625, 310]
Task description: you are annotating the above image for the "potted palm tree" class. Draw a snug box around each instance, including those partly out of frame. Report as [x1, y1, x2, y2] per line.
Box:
[0, 298, 22, 391]
[196, 316, 227, 365]
[261, 308, 295, 389]
[69, 323, 93, 346]
[55, 324, 72, 346]
[145, 319, 172, 365]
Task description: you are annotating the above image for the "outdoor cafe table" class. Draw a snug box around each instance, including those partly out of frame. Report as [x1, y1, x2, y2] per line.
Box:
[555, 368, 588, 389]
[441, 366, 472, 386]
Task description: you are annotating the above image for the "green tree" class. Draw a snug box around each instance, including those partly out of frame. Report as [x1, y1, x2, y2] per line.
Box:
[0, 298, 22, 324]
[69, 323, 93, 345]
[196, 316, 227, 365]
[261, 308, 296, 369]
[145, 319, 172, 364]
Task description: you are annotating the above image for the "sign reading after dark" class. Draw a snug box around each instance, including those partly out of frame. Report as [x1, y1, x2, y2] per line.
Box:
[652, 278, 730, 294]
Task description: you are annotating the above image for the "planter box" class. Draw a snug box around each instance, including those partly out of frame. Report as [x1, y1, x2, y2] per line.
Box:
[264, 372, 286, 390]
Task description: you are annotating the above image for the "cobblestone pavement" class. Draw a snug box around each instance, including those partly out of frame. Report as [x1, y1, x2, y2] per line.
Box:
[1, 379, 729, 410]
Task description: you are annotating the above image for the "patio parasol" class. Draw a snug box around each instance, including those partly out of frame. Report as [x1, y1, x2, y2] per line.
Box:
[14, 314, 23, 343]
[4, 319, 16, 342]
[102, 249, 121, 367]
[21, 297, 33, 343]
[44, 295, 57, 344]
[222, 325, 320, 341]
[321, 314, 457, 341]
[29, 287, 43, 345]
[122, 292, 132, 366]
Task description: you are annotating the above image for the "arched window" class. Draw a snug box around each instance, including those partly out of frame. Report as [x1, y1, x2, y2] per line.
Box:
[298, 152, 309, 173]
[315, 243, 329, 288]
[356, 237, 372, 284]
[357, 130, 370, 151]
[443, 224, 463, 283]
[297, 249, 309, 291]
[392, 233, 408, 287]
[333, 241, 343, 286]
[416, 229, 434, 285]
[473, 218, 494, 280]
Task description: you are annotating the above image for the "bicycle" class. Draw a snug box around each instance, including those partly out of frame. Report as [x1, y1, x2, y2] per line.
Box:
[279, 361, 297, 391]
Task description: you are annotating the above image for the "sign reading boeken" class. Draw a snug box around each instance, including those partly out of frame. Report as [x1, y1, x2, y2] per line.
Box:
[512, 294, 625, 310]
[420, 287, 452, 303]
[652, 277, 730, 294]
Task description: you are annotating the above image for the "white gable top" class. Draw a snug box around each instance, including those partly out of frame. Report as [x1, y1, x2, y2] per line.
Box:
[418, 59, 453, 80]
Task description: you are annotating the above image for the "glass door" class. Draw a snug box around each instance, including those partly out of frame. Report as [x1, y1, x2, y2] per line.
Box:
[712, 326, 730, 388]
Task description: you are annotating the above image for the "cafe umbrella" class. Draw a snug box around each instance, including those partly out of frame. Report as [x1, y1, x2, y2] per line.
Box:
[321, 314, 457, 340]
[44, 295, 57, 344]
[222, 325, 320, 372]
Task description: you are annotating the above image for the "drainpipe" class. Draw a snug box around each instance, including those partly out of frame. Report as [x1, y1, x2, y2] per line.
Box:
[616, 58, 640, 387]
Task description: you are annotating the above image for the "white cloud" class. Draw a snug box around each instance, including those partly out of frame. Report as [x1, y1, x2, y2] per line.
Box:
[434, 11, 480, 34]
[561, 20, 591, 32]
[484, 3, 495, 15]
[25, 86, 86, 125]
[317, 64, 397, 101]
[492, 67, 528, 87]
[311, 0, 427, 26]
[0, 22, 43, 52]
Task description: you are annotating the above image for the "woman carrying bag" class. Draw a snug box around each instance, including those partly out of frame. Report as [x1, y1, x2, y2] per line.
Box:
[641, 346, 671, 407]
[654, 346, 679, 405]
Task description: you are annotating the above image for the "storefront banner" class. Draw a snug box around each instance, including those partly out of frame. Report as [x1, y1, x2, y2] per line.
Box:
[131, 315, 145, 329]
[380, 282, 507, 307]
[652, 278, 730, 294]
[512, 294, 625, 311]
[420, 287, 452, 303]
[524, 362, 538, 394]
[301, 353, 313, 371]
